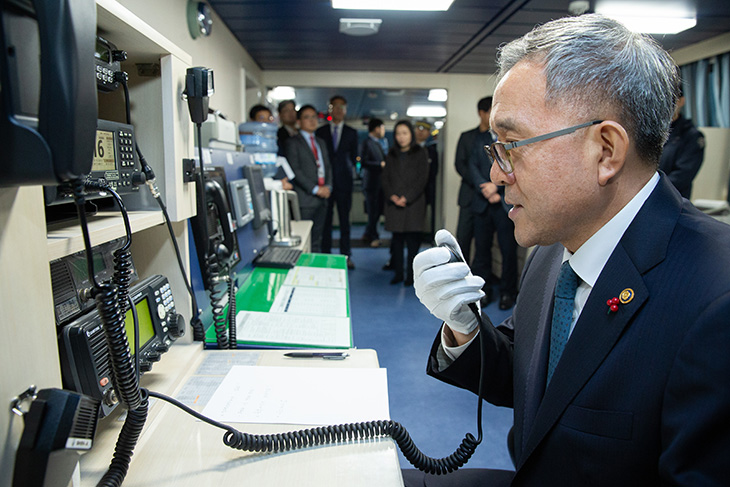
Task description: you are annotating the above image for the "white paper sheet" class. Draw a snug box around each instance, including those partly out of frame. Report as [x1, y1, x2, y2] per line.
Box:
[236, 310, 351, 348]
[269, 285, 348, 317]
[283, 266, 347, 289]
[201, 366, 390, 425]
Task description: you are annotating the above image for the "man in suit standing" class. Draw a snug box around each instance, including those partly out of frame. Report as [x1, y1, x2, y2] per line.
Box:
[406, 14, 730, 487]
[285, 105, 332, 253]
[414, 120, 439, 241]
[467, 97, 519, 310]
[454, 97, 494, 266]
[360, 118, 387, 247]
[316, 95, 359, 269]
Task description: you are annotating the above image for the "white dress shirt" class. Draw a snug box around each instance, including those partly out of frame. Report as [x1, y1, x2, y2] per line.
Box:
[439, 172, 660, 368]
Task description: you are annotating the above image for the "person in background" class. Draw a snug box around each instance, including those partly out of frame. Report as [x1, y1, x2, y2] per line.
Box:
[276, 99, 298, 157]
[360, 118, 387, 247]
[249, 104, 273, 123]
[414, 120, 439, 241]
[659, 85, 705, 199]
[382, 120, 429, 286]
[468, 96, 519, 310]
[284, 105, 332, 253]
[316, 95, 359, 270]
[454, 97, 493, 264]
[275, 99, 297, 190]
[406, 13, 730, 486]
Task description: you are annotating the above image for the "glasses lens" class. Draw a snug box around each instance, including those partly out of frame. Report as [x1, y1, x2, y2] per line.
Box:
[487, 143, 513, 173]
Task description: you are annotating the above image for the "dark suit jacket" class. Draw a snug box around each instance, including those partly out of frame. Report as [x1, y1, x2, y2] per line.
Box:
[658, 114, 705, 199]
[468, 130, 501, 215]
[360, 136, 385, 192]
[316, 123, 358, 194]
[284, 133, 332, 209]
[427, 174, 730, 485]
[455, 126, 487, 208]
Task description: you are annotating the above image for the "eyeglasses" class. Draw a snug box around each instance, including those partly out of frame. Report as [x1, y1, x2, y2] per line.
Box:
[485, 120, 603, 174]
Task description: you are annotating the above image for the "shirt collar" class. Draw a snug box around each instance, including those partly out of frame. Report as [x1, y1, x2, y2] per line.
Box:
[564, 172, 660, 287]
[299, 129, 315, 137]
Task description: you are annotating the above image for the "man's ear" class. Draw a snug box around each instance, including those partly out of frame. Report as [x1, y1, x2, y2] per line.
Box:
[594, 121, 629, 186]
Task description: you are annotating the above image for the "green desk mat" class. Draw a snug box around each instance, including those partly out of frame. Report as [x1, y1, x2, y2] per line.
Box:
[204, 253, 350, 347]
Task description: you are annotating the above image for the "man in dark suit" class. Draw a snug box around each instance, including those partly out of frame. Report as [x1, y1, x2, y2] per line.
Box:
[360, 117, 387, 246]
[285, 105, 332, 253]
[406, 14, 730, 487]
[467, 97, 519, 310]
[415, 120, 439, 241]
[454, 97, 493, 264]
[316, 95, 359, 269]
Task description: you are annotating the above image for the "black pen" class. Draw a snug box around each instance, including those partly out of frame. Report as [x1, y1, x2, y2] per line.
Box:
[284, 352, 349, 360]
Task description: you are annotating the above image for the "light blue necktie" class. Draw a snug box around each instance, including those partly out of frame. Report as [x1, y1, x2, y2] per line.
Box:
[547, 261, 579, 384]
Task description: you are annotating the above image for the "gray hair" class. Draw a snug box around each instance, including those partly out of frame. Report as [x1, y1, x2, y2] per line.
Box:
[497, 14, 678, 166]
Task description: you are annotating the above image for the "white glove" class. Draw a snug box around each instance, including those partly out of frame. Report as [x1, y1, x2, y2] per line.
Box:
[413, 230, 485, 335]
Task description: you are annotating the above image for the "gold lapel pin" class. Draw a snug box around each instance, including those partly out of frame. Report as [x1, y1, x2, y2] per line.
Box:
[607, 288, 634, 314]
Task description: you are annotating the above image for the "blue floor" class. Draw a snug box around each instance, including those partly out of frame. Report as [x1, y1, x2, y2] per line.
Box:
[340, 224, 515, 471]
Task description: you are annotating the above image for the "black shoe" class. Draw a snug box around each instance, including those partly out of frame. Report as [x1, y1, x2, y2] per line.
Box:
[390, 275, 403, 285]
[383, 260, 393, 271]
[480, 288, 494, 308]
[499, 294, 515, 310]
[347, 257, 355, 270]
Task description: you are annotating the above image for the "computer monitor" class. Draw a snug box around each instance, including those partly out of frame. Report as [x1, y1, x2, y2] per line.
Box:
[242, 164, 271, 230]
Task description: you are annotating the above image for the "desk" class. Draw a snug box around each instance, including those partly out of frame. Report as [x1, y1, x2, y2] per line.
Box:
[79, 344, 404, 486]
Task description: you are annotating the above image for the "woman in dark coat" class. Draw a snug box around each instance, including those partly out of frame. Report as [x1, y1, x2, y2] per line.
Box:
[382, 120, 429, 286]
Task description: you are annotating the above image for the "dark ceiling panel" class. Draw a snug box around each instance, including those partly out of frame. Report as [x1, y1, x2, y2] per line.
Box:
[206, 0, 730, 120]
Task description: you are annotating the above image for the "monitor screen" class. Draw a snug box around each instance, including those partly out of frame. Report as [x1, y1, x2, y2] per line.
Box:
[243, 164, 271, 229]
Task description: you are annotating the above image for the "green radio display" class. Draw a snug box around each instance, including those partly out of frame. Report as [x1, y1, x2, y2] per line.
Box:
[124, 296, 156, 355]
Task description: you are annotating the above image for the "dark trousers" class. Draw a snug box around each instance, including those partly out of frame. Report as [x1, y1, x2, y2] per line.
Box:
[472, 204, 518, 296]
[391, 231, 421, 280]
[363, 186, 384, 241]
[402, 468, 514, 487]
[300, 202, 327, 253]
[456, 206, 474, 261]
[322, 188, 352, 256]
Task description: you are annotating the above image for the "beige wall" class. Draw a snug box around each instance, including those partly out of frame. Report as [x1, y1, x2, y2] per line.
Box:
[118, 0, 261, 125]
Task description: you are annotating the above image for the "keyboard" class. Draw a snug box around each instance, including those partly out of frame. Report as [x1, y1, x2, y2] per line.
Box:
[253, 246, 302, 269]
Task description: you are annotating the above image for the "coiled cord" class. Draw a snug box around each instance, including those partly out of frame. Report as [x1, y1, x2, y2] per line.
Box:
[227, 275, 237, 348]
[209, 278, 230, 349]
[96, 391, 149, 487]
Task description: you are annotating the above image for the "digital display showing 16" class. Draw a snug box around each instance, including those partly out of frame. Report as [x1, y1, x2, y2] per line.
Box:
[93, 130, 116, 171]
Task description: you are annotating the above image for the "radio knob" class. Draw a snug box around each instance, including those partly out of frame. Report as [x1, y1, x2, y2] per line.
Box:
[139, 361, 153, 373]
[155, 342, 170, 353]
[131, 171, 146, 186]
[103, 389, 118, 407]
[168, 313, 185, 339]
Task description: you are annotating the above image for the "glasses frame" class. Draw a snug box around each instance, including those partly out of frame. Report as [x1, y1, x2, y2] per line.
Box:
[486, 120, 603, 174]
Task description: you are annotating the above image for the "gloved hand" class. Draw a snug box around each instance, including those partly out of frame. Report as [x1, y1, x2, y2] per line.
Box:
[413, 229, 485, 335]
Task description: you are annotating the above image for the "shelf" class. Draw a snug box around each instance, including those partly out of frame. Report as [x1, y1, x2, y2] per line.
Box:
[47, 211, 164, 261]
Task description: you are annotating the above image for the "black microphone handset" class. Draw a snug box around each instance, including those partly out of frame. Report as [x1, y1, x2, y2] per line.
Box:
[438, 241, 482, 317]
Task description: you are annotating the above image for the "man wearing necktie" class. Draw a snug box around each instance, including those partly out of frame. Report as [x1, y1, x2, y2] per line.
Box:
[406, 14, 730, 487]
[285, 105, 331, 253]
[316, 95, 359, 269]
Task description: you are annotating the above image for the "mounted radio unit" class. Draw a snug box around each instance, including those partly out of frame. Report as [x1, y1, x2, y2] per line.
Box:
[44, 119, 146, 205]
[58, 275, 184, 417]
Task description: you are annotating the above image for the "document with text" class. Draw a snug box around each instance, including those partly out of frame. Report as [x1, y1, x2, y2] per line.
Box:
[235, 310, 352, 348]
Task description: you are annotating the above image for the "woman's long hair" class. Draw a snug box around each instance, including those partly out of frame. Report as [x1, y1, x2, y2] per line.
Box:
[389, 120, 419, 156]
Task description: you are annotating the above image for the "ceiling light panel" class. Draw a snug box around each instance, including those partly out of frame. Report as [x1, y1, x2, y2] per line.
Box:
[332, 0, 454, 11]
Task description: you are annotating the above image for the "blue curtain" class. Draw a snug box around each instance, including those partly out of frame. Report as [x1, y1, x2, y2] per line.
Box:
[681, 52, 730, 128]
